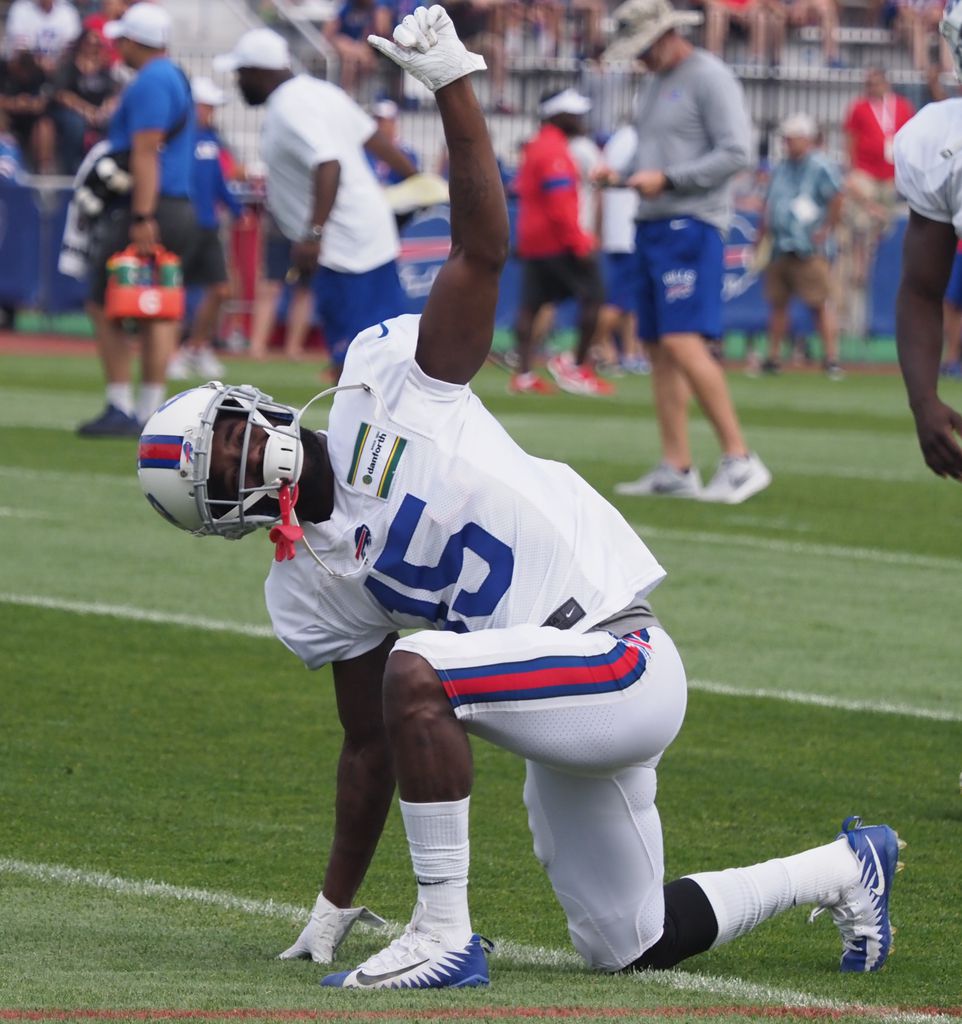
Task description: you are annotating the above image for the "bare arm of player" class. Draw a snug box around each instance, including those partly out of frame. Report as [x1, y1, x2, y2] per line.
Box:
[895, 210, 962, 481]
[414, 78, 509, 383]
[324, 633, 398, 905]
[364, 130, 417, 180]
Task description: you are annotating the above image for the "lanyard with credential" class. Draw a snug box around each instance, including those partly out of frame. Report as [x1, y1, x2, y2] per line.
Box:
[870, 95, 896, 164]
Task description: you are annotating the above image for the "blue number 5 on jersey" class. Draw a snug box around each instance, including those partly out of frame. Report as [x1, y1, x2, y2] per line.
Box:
[365, 494, 515, 632]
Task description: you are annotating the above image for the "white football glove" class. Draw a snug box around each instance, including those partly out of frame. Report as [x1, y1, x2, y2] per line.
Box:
[277, 891, 386, 964]
[368, 4, 486, 93]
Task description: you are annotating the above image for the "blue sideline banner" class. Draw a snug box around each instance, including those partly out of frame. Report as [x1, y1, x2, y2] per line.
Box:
[0, 182, 910, 339]
[0, 178, 41, 307]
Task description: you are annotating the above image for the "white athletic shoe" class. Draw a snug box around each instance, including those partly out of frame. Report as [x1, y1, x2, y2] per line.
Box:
[193, 348, 225, 380]
[699, 452, 771, 504]
[615, 463, 703, 498]
[320, 907, 491, 989]
[166, 350, 195, 381]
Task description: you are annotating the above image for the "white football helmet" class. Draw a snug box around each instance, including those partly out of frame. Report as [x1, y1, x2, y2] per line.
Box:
[137, 382, 304, 539]
[942, 0, 962, 81]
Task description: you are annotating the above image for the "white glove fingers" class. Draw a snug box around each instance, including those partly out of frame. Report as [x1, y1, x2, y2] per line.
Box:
[368, 33, 410, 63]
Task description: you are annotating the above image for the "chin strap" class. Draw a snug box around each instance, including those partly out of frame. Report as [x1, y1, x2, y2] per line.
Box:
[269, 482, 303, 562]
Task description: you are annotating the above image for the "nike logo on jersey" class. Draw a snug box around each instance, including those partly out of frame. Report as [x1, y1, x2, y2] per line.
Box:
[354, 959, 430, 986]
[865, 836, 886, 897]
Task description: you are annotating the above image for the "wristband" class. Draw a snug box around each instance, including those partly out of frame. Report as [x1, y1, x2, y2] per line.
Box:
[131, 212, 156, 223]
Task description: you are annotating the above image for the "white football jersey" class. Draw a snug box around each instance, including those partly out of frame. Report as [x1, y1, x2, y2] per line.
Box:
[894, 98, 962, 234]
[265, 315, 666, 667]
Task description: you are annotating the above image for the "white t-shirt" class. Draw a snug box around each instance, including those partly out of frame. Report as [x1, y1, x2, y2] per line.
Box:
[261, 75, 399, 273]
[894, 97, 962, 236]
[601, 125, 640, 254]
[5, 0, 80, 58]
[568, 134, 603, 237]
[265, 315, 667, 668]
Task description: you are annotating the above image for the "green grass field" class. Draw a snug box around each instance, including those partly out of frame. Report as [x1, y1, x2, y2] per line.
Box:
[2, 347, 961, 1023]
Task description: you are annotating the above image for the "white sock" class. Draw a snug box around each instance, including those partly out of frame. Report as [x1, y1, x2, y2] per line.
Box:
[400, 797, 472, 944]
[106, 383, 135, 418]
[687, 836, 858, 947]
[137, 384, 167, 425]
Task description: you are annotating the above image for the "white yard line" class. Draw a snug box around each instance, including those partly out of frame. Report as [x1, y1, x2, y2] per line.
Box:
[690, 680, 962, 724]
[0, 593, 274, 639]
[631, 523, 962, 574]
[2, 591, 959, 723]
[0, 858, 953, 1024]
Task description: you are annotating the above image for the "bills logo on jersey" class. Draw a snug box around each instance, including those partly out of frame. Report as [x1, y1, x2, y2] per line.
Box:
[346, 422, 407, 500]
[354, 524, 372, 561]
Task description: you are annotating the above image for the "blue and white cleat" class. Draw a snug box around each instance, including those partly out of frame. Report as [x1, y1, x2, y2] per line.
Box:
[320, 916, 492, 990]
[810, 815, 906, 973]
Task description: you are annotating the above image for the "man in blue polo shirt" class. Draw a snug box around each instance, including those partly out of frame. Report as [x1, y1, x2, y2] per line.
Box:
[78, 1, 200, 437]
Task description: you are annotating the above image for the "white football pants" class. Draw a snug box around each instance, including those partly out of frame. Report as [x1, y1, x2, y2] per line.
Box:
[394, 623, 688, 970]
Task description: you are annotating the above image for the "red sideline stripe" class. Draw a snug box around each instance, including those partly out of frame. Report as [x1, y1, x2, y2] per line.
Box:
[1, 1007, 960, 1021]
[444, 644, 644, 699]
[399, 240, 451, 260]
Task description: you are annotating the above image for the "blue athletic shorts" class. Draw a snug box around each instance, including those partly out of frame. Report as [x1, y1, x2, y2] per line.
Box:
[633, 217, 724, 341]
[603, 251, 636, 313]
[946, 249, 962, 307]
[312, 260, 406, 366]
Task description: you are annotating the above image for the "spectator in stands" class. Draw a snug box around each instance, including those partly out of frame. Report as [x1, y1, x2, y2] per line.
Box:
[703, 0, 771, 64]
[367, 98, 419, 184]
[445, 0, 511, 111]
[4, 0, 81, 72]
[839, 67, 913, 336]
[168, 76, 247, 382]
[0, 108, 25, 178]
[77, 3, 199, 437]
[51, 26, 118, 173]
[510, 87, 609, 396]
[603, 0, 770, 504]
[214, 28, 415, 377]
[761, 112, 844, 378]
[324, 0, 385, 94]
[767, 0, 841, 68]
[0, 46, 56, 172]
[84, 0, 133, 63]
[895, 0, 949, 71]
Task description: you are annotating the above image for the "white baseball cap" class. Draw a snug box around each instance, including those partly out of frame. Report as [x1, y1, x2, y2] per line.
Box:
[104, 2, 171, 49]
[372, 98, 399, 119]
[538, 88, 591, 118]
[192, 76, 226, 107]
[779, 112, 818, 140]
[213, 29, 291, 72]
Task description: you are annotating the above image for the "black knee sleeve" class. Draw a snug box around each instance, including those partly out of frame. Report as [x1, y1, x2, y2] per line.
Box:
[623, 878, 719, 972]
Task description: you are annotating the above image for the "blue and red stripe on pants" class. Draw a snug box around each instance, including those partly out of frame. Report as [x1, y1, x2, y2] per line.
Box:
[441, 629, 652, 710]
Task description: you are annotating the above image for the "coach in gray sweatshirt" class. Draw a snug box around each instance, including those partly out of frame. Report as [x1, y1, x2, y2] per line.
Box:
[607, 0, 771, 507]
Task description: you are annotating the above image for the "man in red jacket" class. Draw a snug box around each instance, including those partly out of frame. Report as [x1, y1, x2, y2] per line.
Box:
[510, 88, 610, 396]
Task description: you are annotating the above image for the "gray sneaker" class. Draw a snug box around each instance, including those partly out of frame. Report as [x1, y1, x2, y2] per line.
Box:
[615, 463, 703, 498]
[700, 452, 771, 504]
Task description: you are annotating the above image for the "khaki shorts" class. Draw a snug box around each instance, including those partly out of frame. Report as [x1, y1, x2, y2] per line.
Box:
[764, 252, 832, 307]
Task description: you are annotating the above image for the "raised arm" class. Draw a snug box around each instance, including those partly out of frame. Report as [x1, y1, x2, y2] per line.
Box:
[369, 5, 509, 384]
[895, 209, 962, 480]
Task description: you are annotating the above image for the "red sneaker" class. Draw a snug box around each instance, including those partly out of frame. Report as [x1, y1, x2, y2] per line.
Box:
[509, 373, 557, 395]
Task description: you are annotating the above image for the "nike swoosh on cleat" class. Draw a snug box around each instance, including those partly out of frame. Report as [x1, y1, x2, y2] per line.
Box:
[865, 836, 886, 897]
[354, 959, 430, 986]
